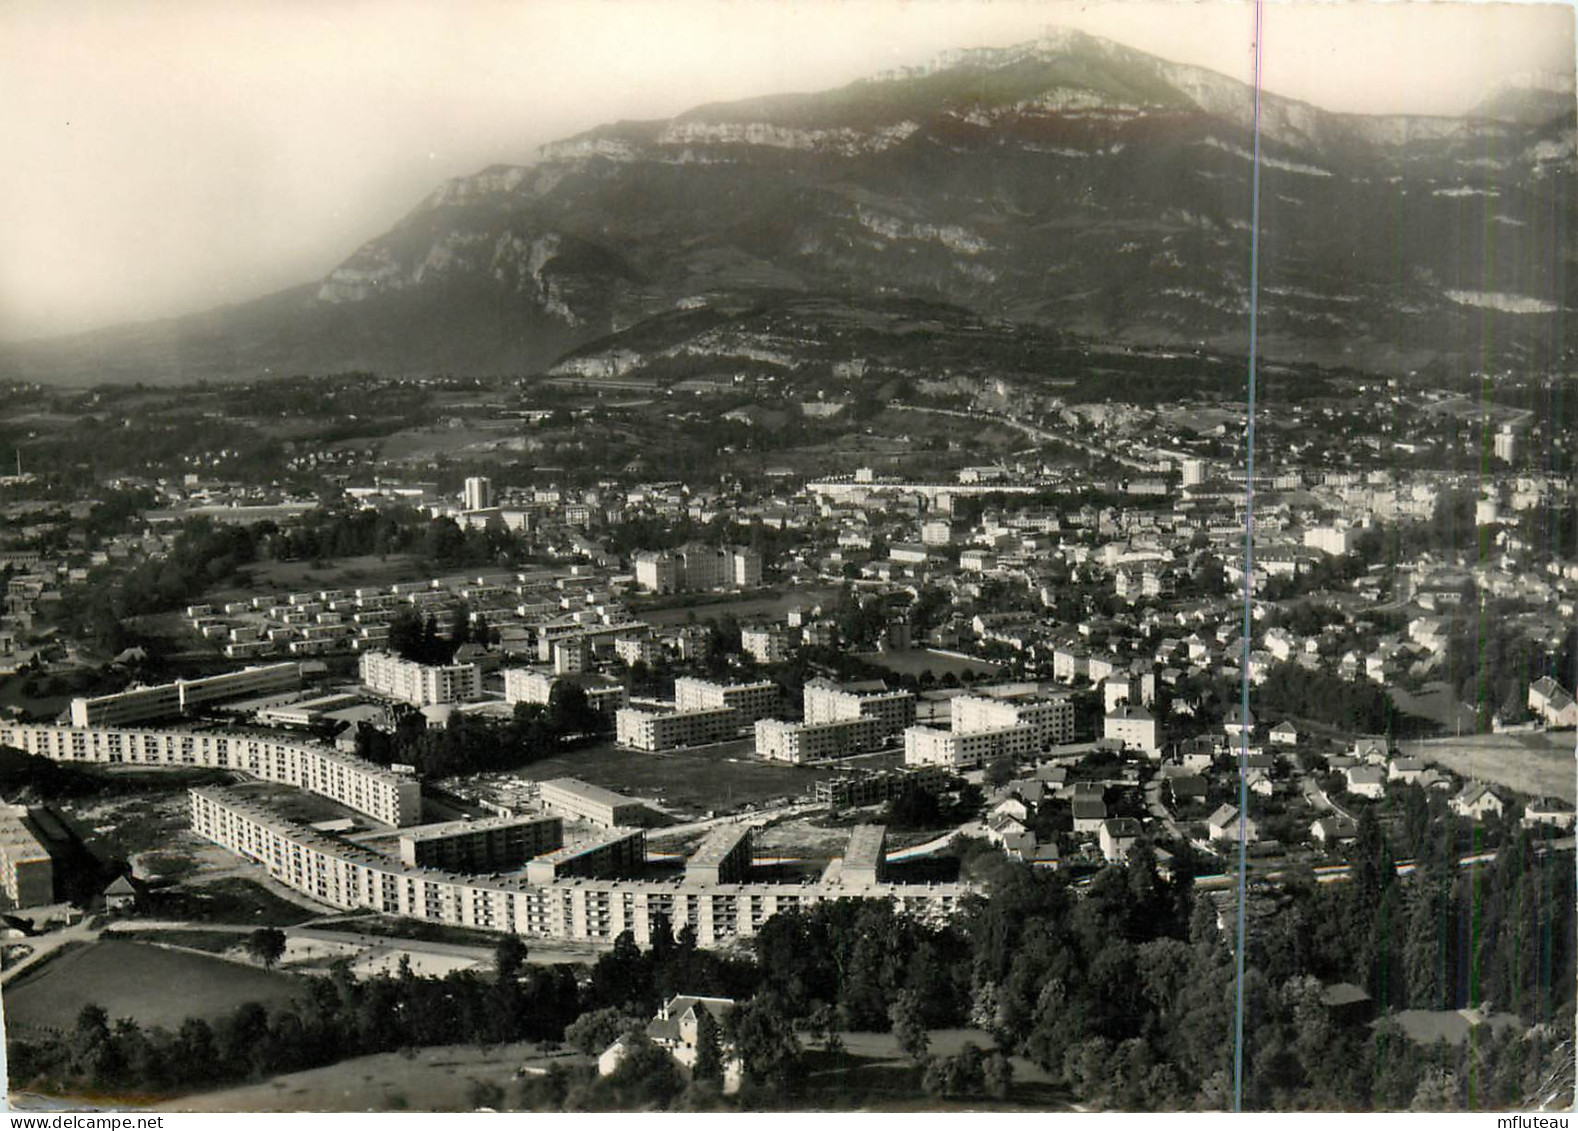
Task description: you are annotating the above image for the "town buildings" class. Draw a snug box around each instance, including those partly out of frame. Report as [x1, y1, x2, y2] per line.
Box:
[359, 651, 482, 707]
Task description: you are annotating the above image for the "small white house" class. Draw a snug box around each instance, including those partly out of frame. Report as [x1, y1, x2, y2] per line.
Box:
[1207, 804, 1259, 844]
[1450, 783, 1505, 821]
[1345, 765, 1387, 800]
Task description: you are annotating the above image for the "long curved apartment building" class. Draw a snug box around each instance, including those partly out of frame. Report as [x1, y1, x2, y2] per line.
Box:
[188, 786, 972, 949]
[0, 722, 421, 827]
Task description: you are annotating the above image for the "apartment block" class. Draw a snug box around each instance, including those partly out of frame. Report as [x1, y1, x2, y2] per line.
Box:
[538, 778, 646, 828]
[359, 651, 482, 706]
[0, 806, 55, 908]
[615, 705, 739, 752]
[802, 678, 916, 736]
[1103, 705, 1160, 755]
[683, 824, 754, 885]
[755, 716, 885, 763]
[0, 721, 421, 826]
[524, 827, 647, 883]
[840, 825, 888, 888]
[190, 787, 970, 949]
[674, 677, 780, 723]
[398, 814, 564, 870]
[740, 624, 793, 664]
[814, 765, 949, 808]
[70, 662, 302, 727]
[503, 668, 629, 717]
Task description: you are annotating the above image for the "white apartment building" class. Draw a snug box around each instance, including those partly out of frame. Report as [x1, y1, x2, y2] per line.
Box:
[1103, 704, 1160, 755]
[755, 716, 885, 763]
[190, 787, 970, 949]
[503, 667, 628, 717]
[740, 624, 793, 664]
[615, 635, 663, 668]
[951, 688, 1076, 745]
[902, 687, 1075, 770]
[359, 651, 482, 707]
[674, 677, 780, 724]
[802, 679, 916, 736]
[69, 663, 303, 727]
[538, 778, 645, 827]
[616, 706, 740, 751]
[1304, 526, 1357, 556]
[0, 721, 421, 826]
[462, 476, 494, 512]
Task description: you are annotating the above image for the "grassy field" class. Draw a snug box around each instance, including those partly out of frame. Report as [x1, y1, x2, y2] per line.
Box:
[1397, 732, 1576, 802]
[207, 553, 426, 601]
[158, 1041, 555, 1112]
[160, 1030, 1066, 1113]
[141, 878, 322, 927]
[505, 740, 905, 816]
[855, 649, 1003, 679]
[639, 586, 842, 628]
[3, 940, 308, 1035]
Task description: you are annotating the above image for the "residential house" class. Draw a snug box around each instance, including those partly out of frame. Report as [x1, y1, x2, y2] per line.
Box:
[1528, 677, 1578, 728]
[1522, 798, 1576, 831]
[1207, 804, 1258, 844]
[1387, 757, 1427, 784]
[601, 995, 742, 1092]
[1099, 818, 1142, 864]
[1071, 797, 1108, 834]
[1345, 766, 1387, 800]
[1223, 706, 1256, 743]
[1310, 815, 1358, 846]
[1450, 783, 1505, 821]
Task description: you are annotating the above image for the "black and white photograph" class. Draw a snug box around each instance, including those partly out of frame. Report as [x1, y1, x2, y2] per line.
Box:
[0, 0, 1573, 1115]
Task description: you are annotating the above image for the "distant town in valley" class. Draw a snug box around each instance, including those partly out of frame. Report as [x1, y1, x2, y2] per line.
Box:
[0, 16, 1573, 1118]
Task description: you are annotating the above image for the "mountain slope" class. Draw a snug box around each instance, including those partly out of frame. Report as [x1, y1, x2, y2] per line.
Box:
[5, 28, 1573, 385]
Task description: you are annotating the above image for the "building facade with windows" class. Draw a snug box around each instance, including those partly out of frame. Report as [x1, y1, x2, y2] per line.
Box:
[190, 788, 970, 949]
[0, 721, 420, 826]
[359, 651, 482, 706]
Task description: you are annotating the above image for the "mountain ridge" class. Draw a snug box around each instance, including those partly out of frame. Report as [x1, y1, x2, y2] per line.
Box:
[3, 28, 1572, 386]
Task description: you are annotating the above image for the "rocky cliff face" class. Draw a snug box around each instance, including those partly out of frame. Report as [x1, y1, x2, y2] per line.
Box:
[5, 28, 1573, 384]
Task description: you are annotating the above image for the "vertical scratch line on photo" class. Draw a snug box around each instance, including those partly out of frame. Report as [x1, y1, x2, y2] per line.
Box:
[1234, 0, 1266, 1115]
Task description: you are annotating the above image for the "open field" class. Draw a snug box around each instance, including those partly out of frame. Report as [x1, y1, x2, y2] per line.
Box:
[157, 1029, 1065, 1113]
[157, 1041, 557, 1112]
[855, 648, 1003, 679]
[206, 553, 427, 601]
[1397, 732, 1576, 803]
[3, 940, 308, 1035]
[504, 739, 905, 816]
[140, 877, 324, 927]
[639, 586, 842, 628]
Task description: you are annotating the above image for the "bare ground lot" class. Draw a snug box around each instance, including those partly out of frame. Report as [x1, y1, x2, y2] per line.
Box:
[3, 940, 308, 1035]
[500, 740, 905, 817]
[1397, 732, 1576, 803]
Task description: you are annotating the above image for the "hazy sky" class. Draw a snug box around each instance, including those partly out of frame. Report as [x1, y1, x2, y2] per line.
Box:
[1, 0, 1571, 341]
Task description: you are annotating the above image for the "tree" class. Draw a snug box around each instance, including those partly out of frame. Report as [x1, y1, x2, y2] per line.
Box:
[495, 934, 528, 982]
[564, 1007, 646, 1056]
[889, 989, 931, 1064]
[727, 993, 802, 1090]
[246, 927, 287, 970]
[985, 757, 1016, 789]
[692, 1008, 724, 1085]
